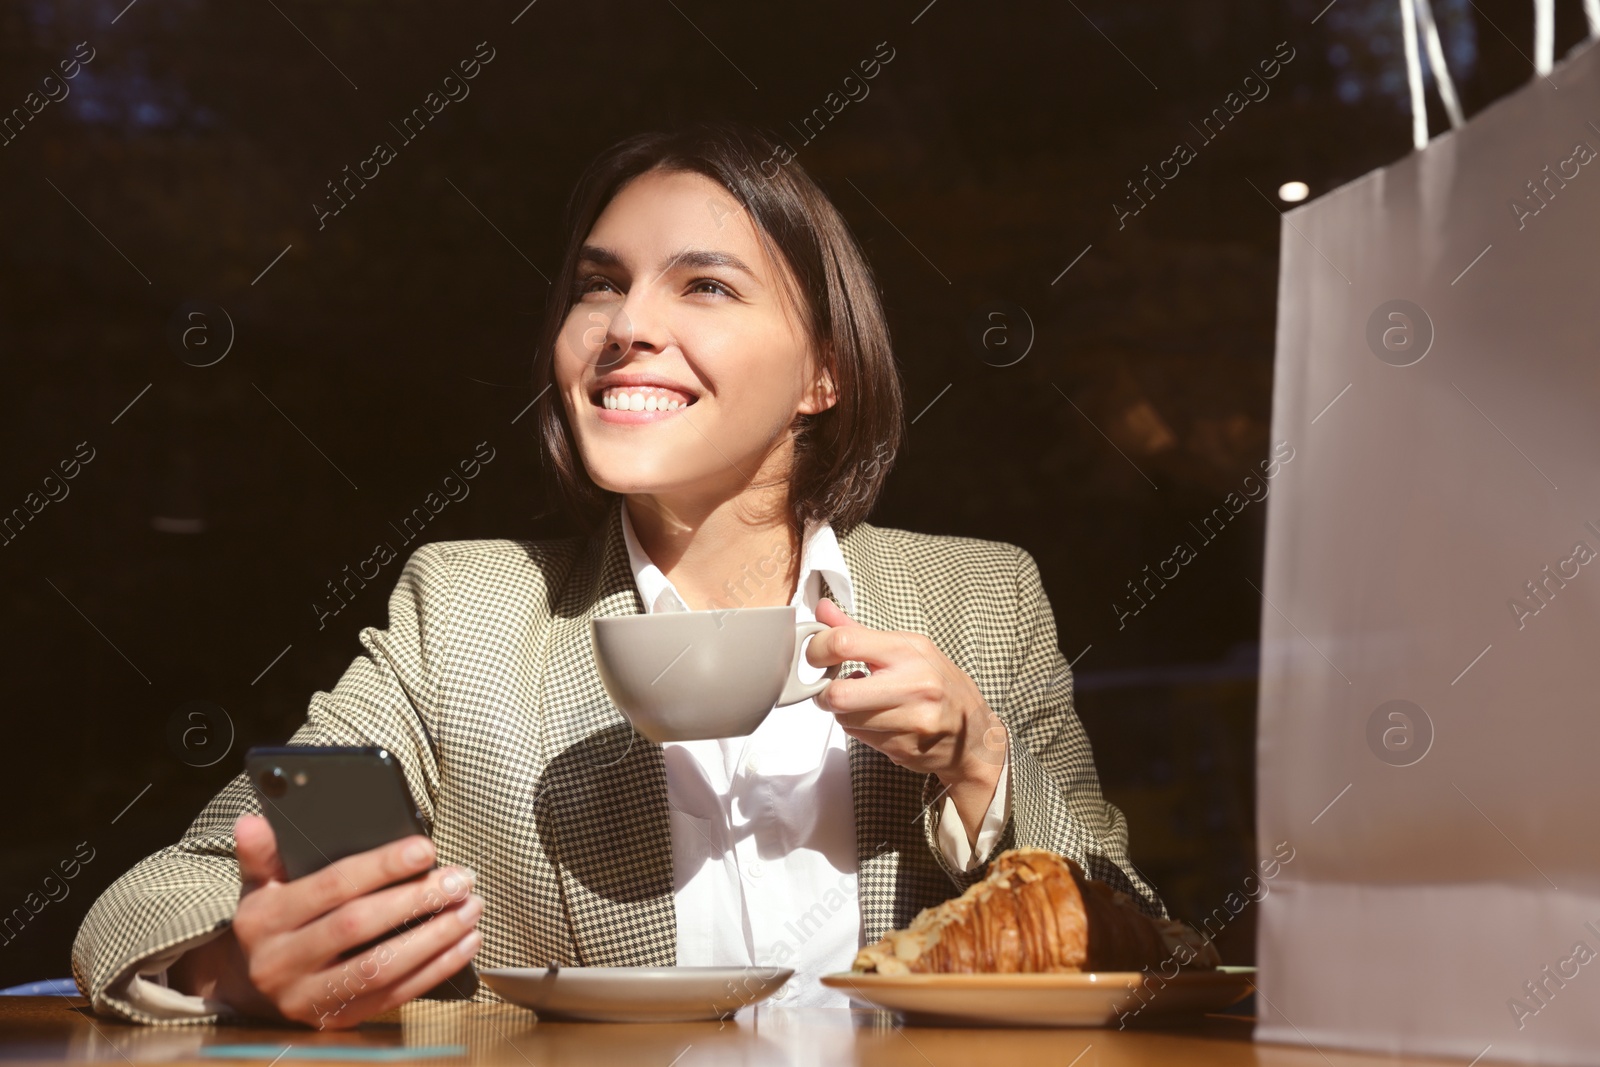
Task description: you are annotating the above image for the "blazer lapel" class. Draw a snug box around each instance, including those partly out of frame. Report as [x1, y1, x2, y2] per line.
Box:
[830, 522, 949, 943]
[532, 498, 678, 966]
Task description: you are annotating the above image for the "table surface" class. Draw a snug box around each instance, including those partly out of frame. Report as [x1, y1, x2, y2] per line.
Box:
[0, 997, 1471, 1066]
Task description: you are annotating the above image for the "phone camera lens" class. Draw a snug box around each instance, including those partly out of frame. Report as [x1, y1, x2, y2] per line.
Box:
[259, 767, 288, 798]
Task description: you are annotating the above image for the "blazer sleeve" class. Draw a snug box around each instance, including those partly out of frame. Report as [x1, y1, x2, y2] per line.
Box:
[71, 544, 454, 1025]
[923, 546, 1168, 920]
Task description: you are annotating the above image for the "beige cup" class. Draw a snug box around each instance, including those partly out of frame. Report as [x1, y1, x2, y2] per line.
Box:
[590, 606, 841, 743]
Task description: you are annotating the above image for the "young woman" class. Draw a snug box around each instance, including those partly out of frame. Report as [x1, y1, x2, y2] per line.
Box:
[73, 121, 1164, 1027]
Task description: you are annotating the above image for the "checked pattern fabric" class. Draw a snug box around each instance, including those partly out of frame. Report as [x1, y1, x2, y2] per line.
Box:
[73, 498, 1165, 1023]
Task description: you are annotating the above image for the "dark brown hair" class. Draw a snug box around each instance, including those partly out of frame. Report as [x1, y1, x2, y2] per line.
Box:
[532, 120, 903, 537]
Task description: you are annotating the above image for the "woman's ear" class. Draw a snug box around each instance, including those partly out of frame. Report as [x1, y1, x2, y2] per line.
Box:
[798, 350, 838, 416]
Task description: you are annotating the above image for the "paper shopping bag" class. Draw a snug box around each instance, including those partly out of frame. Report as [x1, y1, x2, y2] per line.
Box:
[1256, 36, 1600, 1067]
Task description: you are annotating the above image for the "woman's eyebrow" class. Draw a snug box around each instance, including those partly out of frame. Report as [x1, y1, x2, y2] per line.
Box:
[577, 244, 624, 269]
[664, 248, 759, 281]
[577, 244, 759, 282]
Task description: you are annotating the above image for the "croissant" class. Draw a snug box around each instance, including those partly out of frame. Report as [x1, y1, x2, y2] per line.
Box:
[852, 847, 1218, 974]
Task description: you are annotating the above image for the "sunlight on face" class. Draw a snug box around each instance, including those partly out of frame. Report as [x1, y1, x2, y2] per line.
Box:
[553, 168, 833, 509]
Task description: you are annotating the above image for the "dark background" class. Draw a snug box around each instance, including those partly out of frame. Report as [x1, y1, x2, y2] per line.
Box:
[0, 0, 1581, 986]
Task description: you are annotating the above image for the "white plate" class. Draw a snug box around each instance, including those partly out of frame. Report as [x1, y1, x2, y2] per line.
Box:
[479, 966, 794, 1023]
[819, 966, 1254, 1027]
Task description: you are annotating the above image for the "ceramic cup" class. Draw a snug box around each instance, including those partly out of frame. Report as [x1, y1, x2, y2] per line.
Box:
[590, 605, 841, 743]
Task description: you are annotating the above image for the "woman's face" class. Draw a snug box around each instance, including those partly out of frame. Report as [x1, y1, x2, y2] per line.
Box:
[553, 168, 834, 511]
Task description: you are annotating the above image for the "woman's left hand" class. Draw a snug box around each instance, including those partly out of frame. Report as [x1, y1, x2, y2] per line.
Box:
[807, 598, 1008, 830]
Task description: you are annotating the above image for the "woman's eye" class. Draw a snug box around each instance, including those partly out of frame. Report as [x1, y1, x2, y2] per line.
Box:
[688, 278, 734, 298]
[576, 275, 618, 297]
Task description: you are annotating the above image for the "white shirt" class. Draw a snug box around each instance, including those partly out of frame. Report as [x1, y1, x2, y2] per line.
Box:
[620, 505, 1010, 1009]
[109, 510, 1010, 1019]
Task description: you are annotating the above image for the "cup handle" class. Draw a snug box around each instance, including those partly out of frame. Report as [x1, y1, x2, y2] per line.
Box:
[777, 620, 841, 707]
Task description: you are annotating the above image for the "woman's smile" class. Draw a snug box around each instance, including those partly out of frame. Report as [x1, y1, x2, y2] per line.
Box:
[588, 373, 701, 425]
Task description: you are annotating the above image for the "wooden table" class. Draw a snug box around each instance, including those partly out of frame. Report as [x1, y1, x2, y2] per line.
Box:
[0, 996, 1469, 1066]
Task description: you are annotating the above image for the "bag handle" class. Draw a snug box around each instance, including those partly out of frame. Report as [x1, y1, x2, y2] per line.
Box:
[1401, 0, 1600, 151]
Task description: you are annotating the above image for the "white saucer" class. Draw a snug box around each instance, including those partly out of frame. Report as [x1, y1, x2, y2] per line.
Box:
[821, 967, 1254, 1027]
[479, 966, 795, 1023]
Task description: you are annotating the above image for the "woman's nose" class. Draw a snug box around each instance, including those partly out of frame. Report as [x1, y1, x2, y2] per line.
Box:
[600, 288, 668, 364]
[571, 303, 642, 370]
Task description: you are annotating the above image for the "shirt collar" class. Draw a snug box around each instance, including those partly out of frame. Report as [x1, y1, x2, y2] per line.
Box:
[619, 501, 855, 617]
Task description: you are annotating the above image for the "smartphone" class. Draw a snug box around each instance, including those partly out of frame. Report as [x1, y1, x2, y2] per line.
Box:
[245, 745, 478, 1000]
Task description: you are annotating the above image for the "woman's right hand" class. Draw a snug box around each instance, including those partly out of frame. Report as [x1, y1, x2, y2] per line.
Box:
[169, 813, 482, 1029]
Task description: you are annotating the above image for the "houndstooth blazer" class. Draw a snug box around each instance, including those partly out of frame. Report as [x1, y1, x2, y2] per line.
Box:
[73, 498, 1166, 1024]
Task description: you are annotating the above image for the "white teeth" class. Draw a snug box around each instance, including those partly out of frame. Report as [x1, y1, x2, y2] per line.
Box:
[597, 387, 695, 412]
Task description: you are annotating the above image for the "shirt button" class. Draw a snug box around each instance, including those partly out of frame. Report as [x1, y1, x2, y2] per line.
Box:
[772, 984, 788, 1001]
[747, 861, 764, 878]
[744, 755, 761, 776]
